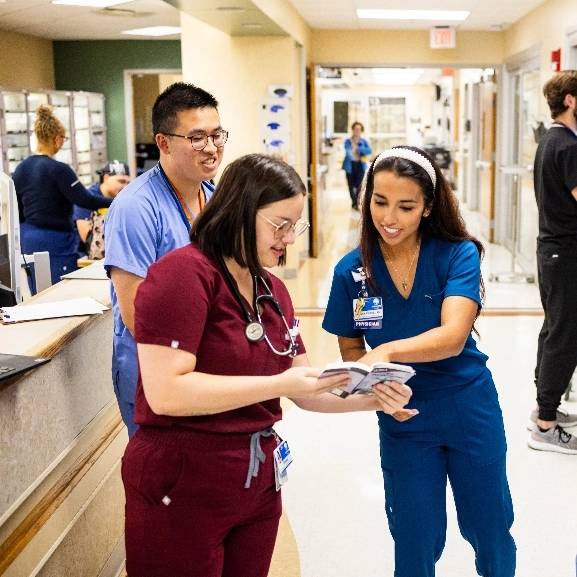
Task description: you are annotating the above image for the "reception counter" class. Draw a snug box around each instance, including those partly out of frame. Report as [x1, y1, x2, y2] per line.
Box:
[0, 266, 127, 577]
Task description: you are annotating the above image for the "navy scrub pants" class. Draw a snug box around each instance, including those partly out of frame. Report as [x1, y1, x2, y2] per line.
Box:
[122, 426, 282, 577]
[345, 160, 366, 207]
[377, 374, 516, 577]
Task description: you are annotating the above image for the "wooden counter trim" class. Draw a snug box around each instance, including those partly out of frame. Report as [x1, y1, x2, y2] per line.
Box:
[0, 413, 124, 576]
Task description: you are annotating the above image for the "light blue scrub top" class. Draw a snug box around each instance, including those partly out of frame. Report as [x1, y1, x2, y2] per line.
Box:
[103, 163, 214, 391]
[322, 236, 488, 394]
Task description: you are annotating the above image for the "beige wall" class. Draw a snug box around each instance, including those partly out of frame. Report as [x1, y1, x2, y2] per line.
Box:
[310, 30, 505, 67]
[252, 0, 311, 49]
[505, 0, 577, 73]
[181, 12, 304, 176]
[503, 0, 577, 123]
[0, 30, 54, 90]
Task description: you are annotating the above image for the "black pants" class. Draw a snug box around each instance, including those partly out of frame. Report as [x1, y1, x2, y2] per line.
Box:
[345, 161, 366, 207]
[534, 244, 577, 421]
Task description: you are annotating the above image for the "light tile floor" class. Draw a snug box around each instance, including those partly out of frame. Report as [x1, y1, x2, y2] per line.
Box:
[274, 185, 577, 577]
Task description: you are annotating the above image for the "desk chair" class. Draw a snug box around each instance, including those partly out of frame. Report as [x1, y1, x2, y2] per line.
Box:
[21, 251, 51, 295]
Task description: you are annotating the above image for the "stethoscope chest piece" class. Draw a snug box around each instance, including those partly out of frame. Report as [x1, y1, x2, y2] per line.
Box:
[245, 321, 265, 342]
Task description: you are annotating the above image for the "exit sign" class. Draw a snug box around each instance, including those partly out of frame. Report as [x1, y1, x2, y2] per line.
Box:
[430, 26, 456, 49]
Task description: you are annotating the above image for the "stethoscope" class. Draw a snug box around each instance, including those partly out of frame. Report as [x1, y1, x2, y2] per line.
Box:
[218, 256, 299, 357]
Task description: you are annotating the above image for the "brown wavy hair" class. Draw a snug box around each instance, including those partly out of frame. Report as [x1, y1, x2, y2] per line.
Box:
[34, 104, 65, 143]
[358, 145, 485, 330]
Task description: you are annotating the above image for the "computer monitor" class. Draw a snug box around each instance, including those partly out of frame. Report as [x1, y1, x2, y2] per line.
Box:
[0, 172, 22, 304]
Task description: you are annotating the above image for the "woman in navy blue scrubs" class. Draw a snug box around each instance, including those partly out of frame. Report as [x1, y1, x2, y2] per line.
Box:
[13, 104, 112, 288]
[323, 146, 516, 577]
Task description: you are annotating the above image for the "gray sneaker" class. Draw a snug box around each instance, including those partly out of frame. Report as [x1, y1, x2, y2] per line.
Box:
[528, 424, 577, 454]
[526, 407, 577, 431]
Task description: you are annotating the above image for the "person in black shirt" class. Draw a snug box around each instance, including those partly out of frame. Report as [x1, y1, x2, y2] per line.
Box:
[528, 70, 577, 454]
[12, 104, 112, 288]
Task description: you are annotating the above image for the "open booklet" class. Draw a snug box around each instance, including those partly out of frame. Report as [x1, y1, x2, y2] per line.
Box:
[319, 361, 415, 398]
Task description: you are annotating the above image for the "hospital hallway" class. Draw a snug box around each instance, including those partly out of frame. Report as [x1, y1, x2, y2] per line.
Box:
[263, 181, 577, 577]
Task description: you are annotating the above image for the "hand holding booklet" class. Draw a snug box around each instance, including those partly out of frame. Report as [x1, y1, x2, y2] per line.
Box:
[319, 361, 415, 398]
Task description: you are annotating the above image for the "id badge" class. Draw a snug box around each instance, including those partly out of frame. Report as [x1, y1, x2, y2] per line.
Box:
[353, 296, 383, 330]
[273, 439, 292, 491]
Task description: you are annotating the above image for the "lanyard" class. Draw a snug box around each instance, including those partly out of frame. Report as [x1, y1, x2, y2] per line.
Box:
[158, 163, 206, 231]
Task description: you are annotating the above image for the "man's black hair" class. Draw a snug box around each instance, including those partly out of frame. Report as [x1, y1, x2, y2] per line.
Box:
[152, 82, 219, 136]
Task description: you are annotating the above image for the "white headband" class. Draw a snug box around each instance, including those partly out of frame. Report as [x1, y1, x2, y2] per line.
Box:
[374, 148, 437, 189]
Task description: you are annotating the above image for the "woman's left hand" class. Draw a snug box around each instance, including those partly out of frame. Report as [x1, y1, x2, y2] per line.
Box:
[372, 381, 418, 421]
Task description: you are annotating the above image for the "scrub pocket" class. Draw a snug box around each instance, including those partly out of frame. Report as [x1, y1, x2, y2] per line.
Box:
[452, 374, 507, 467]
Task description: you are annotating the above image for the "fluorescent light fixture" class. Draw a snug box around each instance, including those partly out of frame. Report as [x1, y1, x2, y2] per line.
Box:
[122, 26, 181, 37]
[372, 68, 424, 85]
[52, 0, 134, 7]
[358, 9, 469, 21]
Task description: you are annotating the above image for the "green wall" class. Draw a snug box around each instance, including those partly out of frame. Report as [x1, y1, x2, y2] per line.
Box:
[53, 40, 181, 161]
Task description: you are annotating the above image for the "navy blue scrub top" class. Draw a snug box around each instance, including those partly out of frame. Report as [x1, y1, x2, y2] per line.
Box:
[322, 236, 488, 393]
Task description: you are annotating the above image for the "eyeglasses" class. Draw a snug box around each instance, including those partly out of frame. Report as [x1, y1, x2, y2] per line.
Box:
[164, 130, 228, 150]
[258, 213, 310, 239]
[58, 135, 69, 141]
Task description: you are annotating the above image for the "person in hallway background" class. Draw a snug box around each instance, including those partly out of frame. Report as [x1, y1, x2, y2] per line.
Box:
[342, 121, 372, 209]
[12, 104, 112, 289]
[123, 153, 413, 577]
[323, 146, 516, 577]
[74, 159, 130, 258]
[528, 70, 577, 453]
[104, 82, 224, 437]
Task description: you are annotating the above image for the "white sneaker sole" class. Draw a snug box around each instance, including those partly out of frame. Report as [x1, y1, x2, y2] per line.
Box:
[527, 436, 577, 454]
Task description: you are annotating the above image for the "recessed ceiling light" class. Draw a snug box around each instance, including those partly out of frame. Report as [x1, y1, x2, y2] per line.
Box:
[242, 23, 263, 29]
[372, 68, 424, 85]
[358, 9, 469, 21]
[217, 6, 245, 12]
[122, 26, 182, 37]
[51, 0, 134, 7]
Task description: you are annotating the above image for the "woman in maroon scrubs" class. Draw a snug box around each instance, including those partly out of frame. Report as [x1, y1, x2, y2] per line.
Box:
[123, 153, 413, 577]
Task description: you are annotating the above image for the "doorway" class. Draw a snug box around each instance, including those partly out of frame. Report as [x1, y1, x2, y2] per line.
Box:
[310, 65, 501, 256]
[123, 69, 182, 178]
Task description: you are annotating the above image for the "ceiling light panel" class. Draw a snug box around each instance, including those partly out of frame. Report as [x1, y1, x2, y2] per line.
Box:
[51, 0, 135, 7]
[121, 25, 181, 36]
[358, 9, 469, 21]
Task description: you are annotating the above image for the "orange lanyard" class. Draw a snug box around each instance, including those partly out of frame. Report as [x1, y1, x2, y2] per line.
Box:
[170, 181, 205, 227]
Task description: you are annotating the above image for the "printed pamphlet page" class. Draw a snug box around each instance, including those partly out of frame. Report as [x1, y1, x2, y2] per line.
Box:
[319, 361, 415, 398]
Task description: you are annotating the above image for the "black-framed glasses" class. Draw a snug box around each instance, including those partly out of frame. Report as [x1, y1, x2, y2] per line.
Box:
[164, 130, 228, 150]
[258, 212, 310, 239]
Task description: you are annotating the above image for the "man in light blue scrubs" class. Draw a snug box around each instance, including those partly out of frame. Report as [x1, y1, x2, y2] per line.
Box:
[104, 83, 227, 436]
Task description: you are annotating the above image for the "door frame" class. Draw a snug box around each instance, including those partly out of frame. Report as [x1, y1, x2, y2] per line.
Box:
[123, 68, 182, 179]
[496, 46, 541, 257]
[565, 24, 577, 68]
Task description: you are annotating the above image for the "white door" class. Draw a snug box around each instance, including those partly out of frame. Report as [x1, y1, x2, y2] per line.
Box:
[499, 52, 540, 275]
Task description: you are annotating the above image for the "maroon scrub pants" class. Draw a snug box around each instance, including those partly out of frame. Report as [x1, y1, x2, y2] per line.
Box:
[122, 426, 282, 577]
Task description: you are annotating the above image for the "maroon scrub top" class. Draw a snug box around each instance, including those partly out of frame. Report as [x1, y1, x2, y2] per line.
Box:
[133, 242, 305, 434]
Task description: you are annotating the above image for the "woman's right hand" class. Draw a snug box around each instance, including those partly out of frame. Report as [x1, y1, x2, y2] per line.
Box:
[277, 366, 350, 398]
[372, 381, 418, 421]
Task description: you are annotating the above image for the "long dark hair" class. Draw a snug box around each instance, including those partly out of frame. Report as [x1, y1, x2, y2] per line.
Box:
[191, 153, 306, 277]
[358, 145, 485, 327]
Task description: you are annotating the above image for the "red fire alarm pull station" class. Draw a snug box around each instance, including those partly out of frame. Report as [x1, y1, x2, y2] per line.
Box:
[551, 49, 561, 72]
